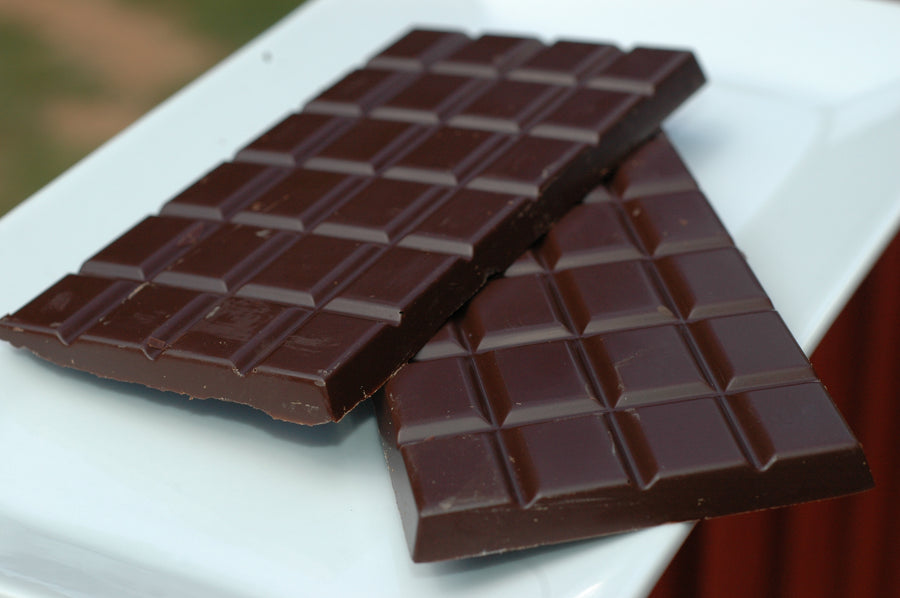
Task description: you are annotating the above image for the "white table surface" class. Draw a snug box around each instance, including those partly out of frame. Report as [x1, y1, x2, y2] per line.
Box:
[1, 0, 899, 596]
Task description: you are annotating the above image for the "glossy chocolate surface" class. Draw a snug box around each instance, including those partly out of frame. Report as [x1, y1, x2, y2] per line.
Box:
[376, 134, 873, 562]
[0, 29, 704, 424]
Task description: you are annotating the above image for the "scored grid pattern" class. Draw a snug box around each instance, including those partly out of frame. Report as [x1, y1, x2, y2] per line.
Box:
[377, 134, 872, 562]
[0, 29, 704, 424]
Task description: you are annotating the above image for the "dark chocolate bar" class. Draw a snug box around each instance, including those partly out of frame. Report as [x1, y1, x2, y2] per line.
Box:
[376, 134, 873, 562]
[0, 30, 704, 424]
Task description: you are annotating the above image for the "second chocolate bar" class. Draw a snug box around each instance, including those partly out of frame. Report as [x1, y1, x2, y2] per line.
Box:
[376, 134, 873, 562]
[0, 29, 703, 424]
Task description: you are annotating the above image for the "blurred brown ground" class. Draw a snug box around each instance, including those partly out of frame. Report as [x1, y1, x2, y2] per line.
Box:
[0, 0, 301, 215]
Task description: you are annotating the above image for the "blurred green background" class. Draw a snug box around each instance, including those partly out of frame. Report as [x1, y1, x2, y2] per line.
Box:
[0, 0, 305, 217]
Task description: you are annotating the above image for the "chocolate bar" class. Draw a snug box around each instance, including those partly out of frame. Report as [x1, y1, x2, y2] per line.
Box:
[0, 30, 704, 424]
[376, 134, 873, 562]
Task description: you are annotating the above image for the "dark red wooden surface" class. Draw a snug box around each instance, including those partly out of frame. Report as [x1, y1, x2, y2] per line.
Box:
[651, 229, 900, 598]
